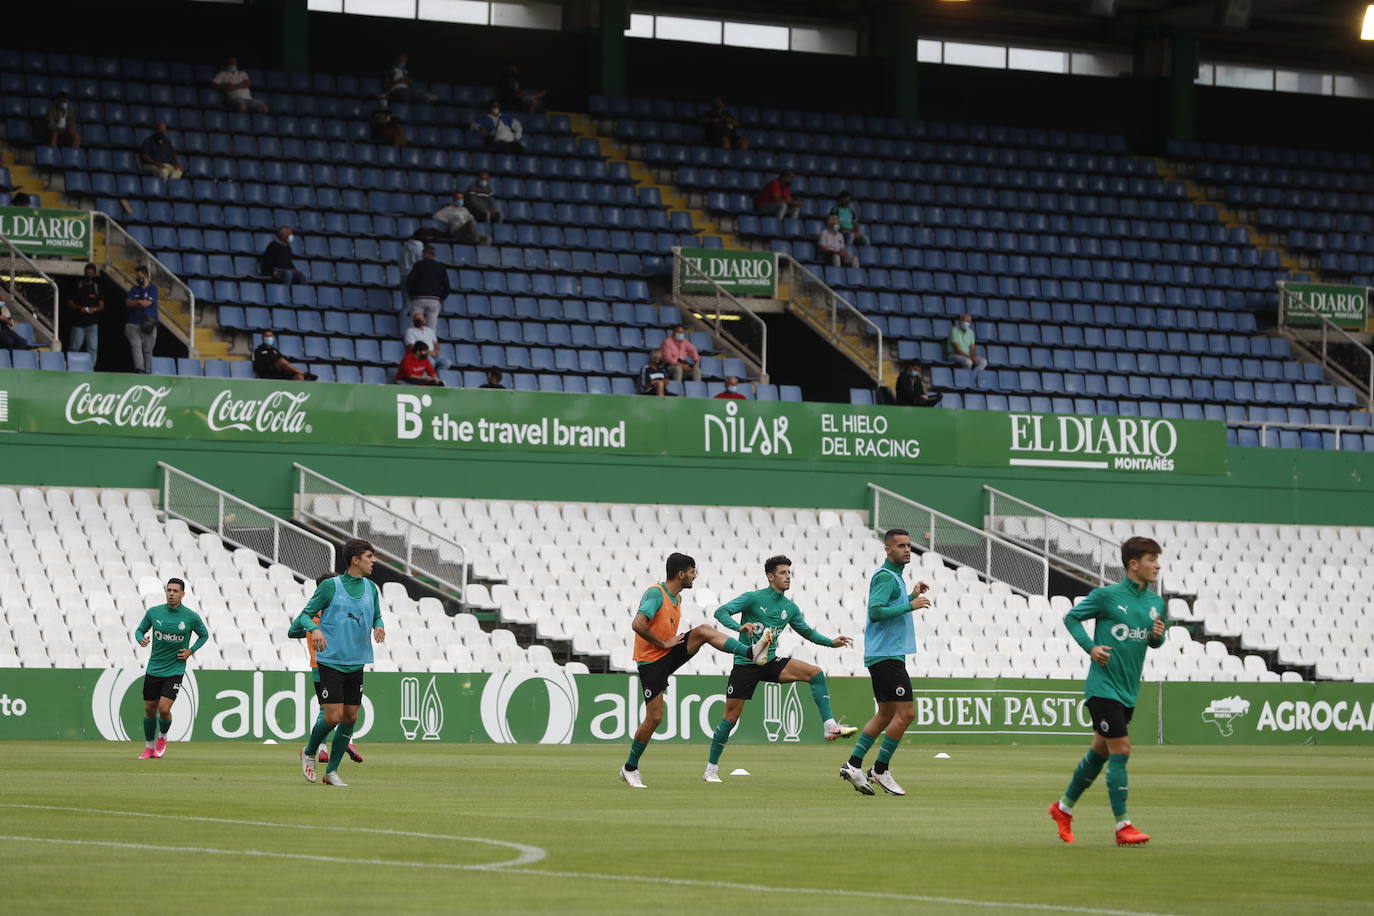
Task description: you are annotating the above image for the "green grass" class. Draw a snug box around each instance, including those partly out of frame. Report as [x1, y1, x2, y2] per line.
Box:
[3, 742, 1372, 915]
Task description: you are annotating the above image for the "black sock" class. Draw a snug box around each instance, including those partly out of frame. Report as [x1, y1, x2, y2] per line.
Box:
[623, 764, 636, 771]
[874, 761, 889, 774]
[847, 755, 864, 768]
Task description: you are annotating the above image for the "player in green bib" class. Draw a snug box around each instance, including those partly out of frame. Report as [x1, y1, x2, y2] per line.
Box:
[132, 578, 209, 759]
[704, 554, 856, 783]
[1049, 536, 1166, 847]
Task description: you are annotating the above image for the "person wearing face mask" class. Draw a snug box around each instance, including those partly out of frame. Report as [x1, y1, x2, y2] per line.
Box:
[396, 341, 443, 386]
[260, 226, 306, 286]
[714, 376, 747, 400]
[473, 100, 524, 152]
[212, 57, 268, 113]
[947, 313, 988, 373]
[828, 191, 867, 249]
[66, 263, 105, 357]
[757, 170, 800, 220]
[432, 191, 489, 244]
[464, 171, 503, 225]
[253, 330, 314, 381]
[894, 361, 942, 408]
[138, 122, 183, 181]
[660, 323, 701, 383]
[402, 311, 450, 372]
[817, 214, 859, 268]
[124, 266, 159, 374]
[44, 92, 80, 148]
[382, 52, 439, 103]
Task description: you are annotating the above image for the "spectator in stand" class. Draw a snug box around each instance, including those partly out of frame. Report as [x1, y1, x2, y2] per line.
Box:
[947, 313, 988, 373]
[894, 361, 942, 407]
[396, 340, 443, 386]
[479, 369, 506, 390]
[369, 96, 406, 148]
[715, 376, 747, 400]
[253, 330, 315, 381]
[757, 170, 800, 220]
[432, 191, 489, 244]
[211, 57, 268, 113]
[261, 226, 306, 285]
[124, 266, 158, 374]
[829, 190, 866, 249]
[473, 100, 524, 152]
[406, 244, 450, 329]
[0, 291, 31, 350]
[65, 263, 105, 356]
[381, 52, 438, 103]
[138, 122, 183, 180]
[637, 349, 673, 397]
[497, 64, 545, 113]
[7, 188, 32, 207]
[699, 96, 748, 150]
[403, 310, 450, 371]
[817, 214, 859, 268]
[660, 323, 701, 382]
[44, 92, 80, 148]
[465, 171, 503, 225]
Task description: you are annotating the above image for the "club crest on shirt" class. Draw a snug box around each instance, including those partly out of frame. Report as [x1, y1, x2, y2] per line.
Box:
[178, 621, 186, 630]
[781, 610, 788, 620]
[1149, 608, 1159, 620]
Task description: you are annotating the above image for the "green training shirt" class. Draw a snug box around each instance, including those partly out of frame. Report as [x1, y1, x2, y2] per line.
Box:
[134, 604, 209, 677]
[290, 574, 384, 674]
[1063, 578, 1166, 708]
[715, 587, 833, 666]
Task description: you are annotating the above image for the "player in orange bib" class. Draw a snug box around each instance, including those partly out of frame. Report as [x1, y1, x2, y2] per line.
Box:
[620, 551, 771, 788]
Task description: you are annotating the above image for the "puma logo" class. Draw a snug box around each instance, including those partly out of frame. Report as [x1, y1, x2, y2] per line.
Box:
[346, 612, 361, 624]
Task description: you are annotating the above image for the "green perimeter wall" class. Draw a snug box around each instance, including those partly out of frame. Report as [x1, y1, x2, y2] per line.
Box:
[1, 430, 1370, 527]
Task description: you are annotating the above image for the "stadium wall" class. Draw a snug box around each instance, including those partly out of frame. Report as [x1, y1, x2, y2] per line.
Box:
[3, 670, 1371, 746]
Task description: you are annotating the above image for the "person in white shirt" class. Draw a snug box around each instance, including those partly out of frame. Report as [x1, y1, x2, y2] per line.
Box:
[403, 311, 450, 372]
[817, 215, 859, 268]
[473, 100, 524, 152]
[211, 57, 268, 113]
[382, 52, 438, 102]
[432, 192, 489, 244]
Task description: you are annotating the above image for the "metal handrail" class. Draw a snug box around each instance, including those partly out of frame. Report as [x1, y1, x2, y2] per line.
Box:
[1278, 284, 1372, 408]
[158, 461, 334, 580]
[670, 246, 769, 381]
[93, 211, 197, 356]
[293, 463, 469, 601]
[868, 483, 1049, 597]
[779, 254, 884, 384]
[983, 485, 1122, 588]
[0, 231, 62, 349]
[1226, 419, 1371, 449]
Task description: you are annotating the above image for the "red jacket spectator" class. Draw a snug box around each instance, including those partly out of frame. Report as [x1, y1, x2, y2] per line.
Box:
[756, 170, 800, 219]
[396, 346, 440, 385]
[715, 376, 747, 399]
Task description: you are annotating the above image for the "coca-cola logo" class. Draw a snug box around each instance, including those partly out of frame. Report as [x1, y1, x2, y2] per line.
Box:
[64, 382, 173, 429]
[207, 389, 312, 434]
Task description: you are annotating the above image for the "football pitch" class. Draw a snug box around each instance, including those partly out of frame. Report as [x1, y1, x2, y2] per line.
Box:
[3, 742, 1371, 915]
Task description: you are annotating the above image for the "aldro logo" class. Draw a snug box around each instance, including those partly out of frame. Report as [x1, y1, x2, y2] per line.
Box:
[1110, 623, 1151, 642]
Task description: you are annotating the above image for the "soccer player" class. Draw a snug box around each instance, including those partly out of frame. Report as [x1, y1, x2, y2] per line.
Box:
[291, 539, 386, 787]
[620, 551, 772, 789]
[839, 528, 930, 796]
[1049, 536, 1166, 847]
[288, 572, 364, 767]
[705, 555, 857, 783]
[132, 578, 209, 759]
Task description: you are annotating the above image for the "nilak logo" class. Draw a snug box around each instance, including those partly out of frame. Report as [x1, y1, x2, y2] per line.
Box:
[1202, 695, 1252, 736]
[704, 400, 792, 457]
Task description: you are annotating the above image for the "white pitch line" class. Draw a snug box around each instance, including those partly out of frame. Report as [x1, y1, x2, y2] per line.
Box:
[0, 831, 1185, 916]
[0, 804, 544, 868]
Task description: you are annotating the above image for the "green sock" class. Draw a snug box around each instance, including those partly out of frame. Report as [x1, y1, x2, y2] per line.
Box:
[1060, 749, 1108, 809]
[325, 725, 353, 775]
[1106, 754, 1130, 819]
[143, 717, 156, 741]
[847, 731, 876, 768]
[625, 739, 648, 770]
[708, 719, 734, 765]
[808, 672, 833, 722]
[873, 735, 901, 774]
[305, 716, 334, 756]
[724, 637, 751, 656]
[313, 707, 326, 731]
[158, 716, 172, 735]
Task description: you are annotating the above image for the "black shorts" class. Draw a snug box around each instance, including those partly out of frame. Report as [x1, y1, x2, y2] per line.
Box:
[312, 675, 325, 703]
[637, 642, 692, 701]
[1086, 696, 1134, 739]
[142, 674, 184, 702]
[868, 659, 913, 703]
[725, 657, 790, 700]
[317, 664, 364, 706]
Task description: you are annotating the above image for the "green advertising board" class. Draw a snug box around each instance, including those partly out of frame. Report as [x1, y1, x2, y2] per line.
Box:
[677, 247, 778, 296]
[0, 369, 1229, 475]
[3, 670, 1367, 746]
[1282, 282, 1368, 330]
[0, 205, 92, 258]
